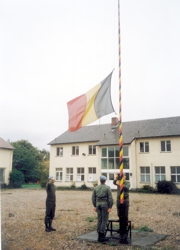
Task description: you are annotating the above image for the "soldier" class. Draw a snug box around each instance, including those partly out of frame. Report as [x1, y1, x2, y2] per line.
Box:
[44, 176, 56, 232]
[113, 173, 130, 243]
[92, 175, 113, 242]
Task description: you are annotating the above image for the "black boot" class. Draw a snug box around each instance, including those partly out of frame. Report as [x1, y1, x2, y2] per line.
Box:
[123, 234, 128, 244]
[44, 217, 51, 232]
[49, 221, 56, 231]
[119, 233, 128, 244]
[99, 233, 108, 242]
[45, 223, 51, 232]
[97, 233, 101, 242]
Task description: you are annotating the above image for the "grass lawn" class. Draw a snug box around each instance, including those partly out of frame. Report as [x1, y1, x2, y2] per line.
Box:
[21, 183, 41, 189]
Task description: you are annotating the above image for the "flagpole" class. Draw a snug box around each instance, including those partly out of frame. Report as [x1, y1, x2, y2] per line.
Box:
[118, 0, 124, 205]
[118, 0, 126, 243]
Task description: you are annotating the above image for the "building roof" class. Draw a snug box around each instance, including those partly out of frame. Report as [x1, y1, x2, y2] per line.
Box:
[48, 116, 180, 146]
[0, 137, 14, 149]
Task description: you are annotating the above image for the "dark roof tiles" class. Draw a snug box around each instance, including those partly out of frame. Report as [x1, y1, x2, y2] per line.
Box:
[49, 116, 180, 146]
[0, 137, 14, 149]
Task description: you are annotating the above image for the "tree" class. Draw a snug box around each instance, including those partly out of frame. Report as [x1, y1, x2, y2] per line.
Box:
[39, 149, 50, 161]
[39, 149, 50, 187]
[9, 169, 24, 188]
[11, 140, 42, 183]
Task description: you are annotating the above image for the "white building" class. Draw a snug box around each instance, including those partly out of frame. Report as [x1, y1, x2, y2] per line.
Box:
[48, 116, 180, 189]
[0, 137, 14, 185]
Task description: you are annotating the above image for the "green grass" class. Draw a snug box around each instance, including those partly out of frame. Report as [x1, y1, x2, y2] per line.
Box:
[138, 225, 153, 232]
[21, 183, 41, 189]
[86, 216, 97, 222]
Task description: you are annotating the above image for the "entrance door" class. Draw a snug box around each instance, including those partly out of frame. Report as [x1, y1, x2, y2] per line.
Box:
[101, 172, 117, 189]
[101, 171, 130, 190]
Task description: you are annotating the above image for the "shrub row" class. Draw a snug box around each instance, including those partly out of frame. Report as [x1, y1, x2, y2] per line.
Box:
[130, 181, 179, 194]
[5, 170, 180, 194]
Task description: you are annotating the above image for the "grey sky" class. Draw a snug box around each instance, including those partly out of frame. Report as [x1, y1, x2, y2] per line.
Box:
[1, 0, 180, 150]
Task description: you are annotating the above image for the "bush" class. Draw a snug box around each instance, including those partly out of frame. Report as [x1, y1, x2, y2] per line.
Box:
[156, 180, 179, 194]
[40, 180, 47, 188]
[0, 183, 7, 189]
[132, 185, 155, 193]
[56, 186, 71, 190]
[142, 185, 154, 193]
[80, 183, 88, 190]
[9, 169, 24, 188]
[70, 181, 76, 189]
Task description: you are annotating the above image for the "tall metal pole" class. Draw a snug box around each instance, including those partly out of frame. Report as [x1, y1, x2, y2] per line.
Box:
[118, 0, 124, 204]
[118, 0, 127, 243]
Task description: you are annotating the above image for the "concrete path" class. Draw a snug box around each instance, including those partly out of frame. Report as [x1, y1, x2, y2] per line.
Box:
[77, 230, 167, 247]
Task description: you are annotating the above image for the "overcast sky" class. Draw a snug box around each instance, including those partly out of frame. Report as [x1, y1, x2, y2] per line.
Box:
[1, 0, 180, 150]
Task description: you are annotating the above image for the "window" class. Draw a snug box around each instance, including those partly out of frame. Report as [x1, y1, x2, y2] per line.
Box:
[101, 146, 129, 169]
[123, 158, 129, 169]
[89, 145, 96, 155]
[0, 169, 5, 183]
[72, 146, 79, 156]
[88, 167, 96, 182]
[102, 148, 107, 157]
[56, 168, 63, 181]
[161, 140, 171, 152]
[66, 168, 73, 181]
[140, 166, 150, 182]
[171, 166, 180, 183]
[77, 168, 84, 181]
[56, 147, 63, 156]
[125, 172, 130, 181]
[140, 142, 149, 153]
[123, 147, 129, 157]
[109, 173, 115, 180]
[155, 166, 165, 182]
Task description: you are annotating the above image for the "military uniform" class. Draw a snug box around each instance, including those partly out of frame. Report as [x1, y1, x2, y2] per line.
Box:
[113, 176, 130, 243]
[44, 177, 56, 232]
[92, 176, 113, 241]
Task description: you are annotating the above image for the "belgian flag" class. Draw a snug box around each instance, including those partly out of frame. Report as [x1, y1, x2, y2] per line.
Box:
[67, 71, 115, 132]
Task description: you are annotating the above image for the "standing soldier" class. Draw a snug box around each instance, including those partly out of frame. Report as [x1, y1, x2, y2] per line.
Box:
[92, 175, 113, 242]
[113, 173, 130, 243]
[44, 176, 56, 232]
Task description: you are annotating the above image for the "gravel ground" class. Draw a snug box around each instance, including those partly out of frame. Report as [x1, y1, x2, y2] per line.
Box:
[1, 189, 180, 250]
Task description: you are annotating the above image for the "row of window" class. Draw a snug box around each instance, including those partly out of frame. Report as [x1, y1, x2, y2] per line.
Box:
[56, 146, 129, 157]
[56, 145, 129, 170]
[101, 146, 129, 169]
[55, 166, 180, 183]
[56, 167, 96, 182]
[140, 166, 180, 183]
[57, 140, 171, 158]
[140, 140, 171, 153]
[56, 145, 96, 156]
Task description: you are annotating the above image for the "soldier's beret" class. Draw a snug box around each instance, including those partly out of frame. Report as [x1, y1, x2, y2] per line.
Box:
[100, 175, 107, 181]
[48, 176, 54, 180]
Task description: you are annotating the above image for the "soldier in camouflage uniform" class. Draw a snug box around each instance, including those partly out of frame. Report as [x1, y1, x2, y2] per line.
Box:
[92, 175, 113, 242]
[113, 173, 130, 243]
[44, 176, 56, 232]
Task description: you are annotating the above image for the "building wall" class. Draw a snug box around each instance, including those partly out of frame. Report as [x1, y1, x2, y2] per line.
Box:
[49, 143, 99, 188]
[49, 136, 180, 189]
[134, 137, 180, 188]
[128, 140, 137, 189]
[0, 148, 13, 185]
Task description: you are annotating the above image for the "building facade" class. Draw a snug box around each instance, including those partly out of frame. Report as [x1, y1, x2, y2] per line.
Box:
[48, 116, 180, 189]
[0, 137, 14, 185]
